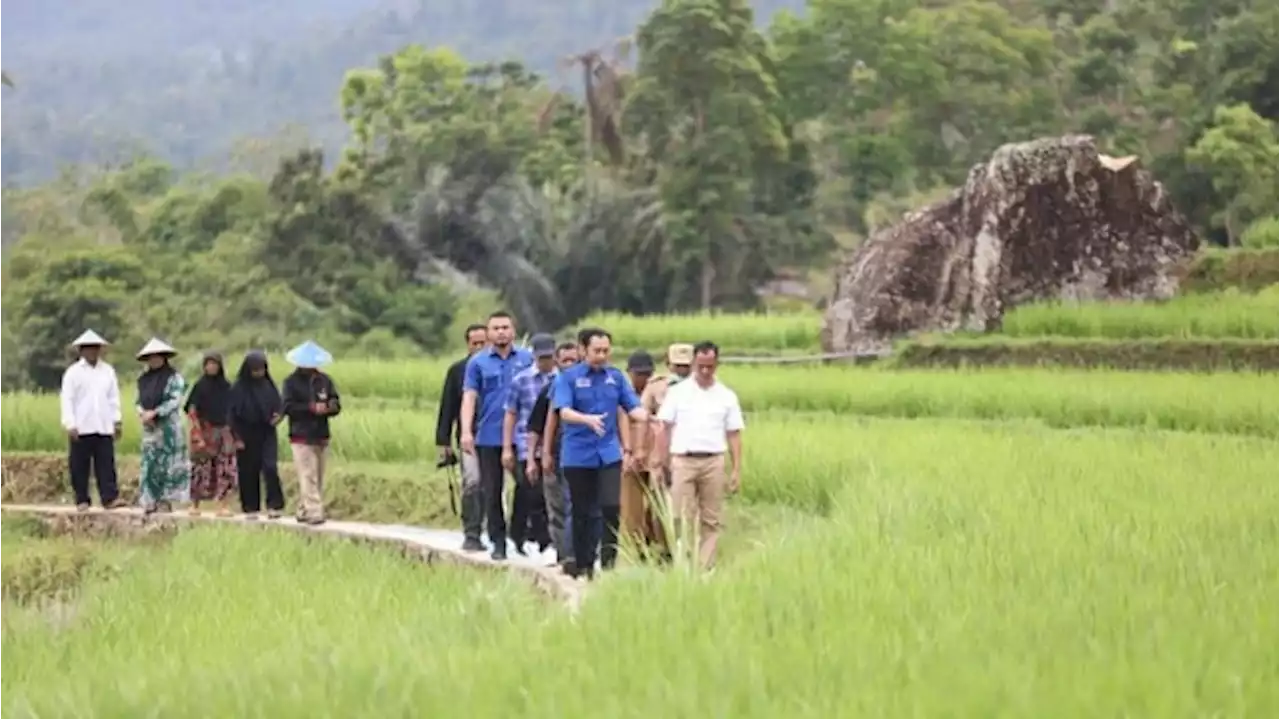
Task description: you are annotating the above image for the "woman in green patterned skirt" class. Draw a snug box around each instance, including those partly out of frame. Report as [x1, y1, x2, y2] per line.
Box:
[135, 338, 190, 513]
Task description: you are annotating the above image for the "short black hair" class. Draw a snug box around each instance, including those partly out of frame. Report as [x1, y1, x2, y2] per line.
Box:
[463, 323, 487, 338]
[488, 311, 513, 322]
[580, 327, 612, 346]
[693, 340, 720, 357]
[555, 341, 577, 355]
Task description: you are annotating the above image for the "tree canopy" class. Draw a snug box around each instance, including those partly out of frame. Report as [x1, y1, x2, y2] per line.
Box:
[2, 0, 1275, 389]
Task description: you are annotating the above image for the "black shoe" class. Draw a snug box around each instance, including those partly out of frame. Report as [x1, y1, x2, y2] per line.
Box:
[561, 560, 578, 577]
[512, 540, 528, 557]
[538, 539, 551, 554]
[491, 546, 507, 561]
[461, 537, 485, 552]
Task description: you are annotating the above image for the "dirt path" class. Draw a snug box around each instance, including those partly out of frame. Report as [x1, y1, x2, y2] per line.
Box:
[0, 504, 585, 611]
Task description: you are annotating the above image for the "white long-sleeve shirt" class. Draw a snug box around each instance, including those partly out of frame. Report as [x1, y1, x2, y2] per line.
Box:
[60, 359, 122, 435]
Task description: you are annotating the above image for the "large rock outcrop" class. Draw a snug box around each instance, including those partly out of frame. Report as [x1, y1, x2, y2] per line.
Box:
[822, 135, 1198, 353]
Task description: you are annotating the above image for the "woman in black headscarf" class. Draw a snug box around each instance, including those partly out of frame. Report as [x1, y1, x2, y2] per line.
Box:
[230, 350, 285, 519]
[184, 351, 238, 516]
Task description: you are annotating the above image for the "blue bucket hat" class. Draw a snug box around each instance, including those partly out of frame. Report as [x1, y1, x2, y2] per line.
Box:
[286, 340, 333, 369]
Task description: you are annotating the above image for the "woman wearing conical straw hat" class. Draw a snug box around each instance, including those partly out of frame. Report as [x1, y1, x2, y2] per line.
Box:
[135, 338, 191, 513]
[281, 340, 341, 525]
[60, 330, 128, 511]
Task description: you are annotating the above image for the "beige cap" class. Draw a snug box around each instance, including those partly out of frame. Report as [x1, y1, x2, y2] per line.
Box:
[667, 343, 694, 365]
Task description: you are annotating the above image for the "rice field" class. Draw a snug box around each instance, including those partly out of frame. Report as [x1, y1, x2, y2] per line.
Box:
[4, 367, 1276, 463]
[579, 310, 823, 354]
[2, 414, 1275, 716]
[3, 298, 1278, 717]
[997, 289, 1280, 340]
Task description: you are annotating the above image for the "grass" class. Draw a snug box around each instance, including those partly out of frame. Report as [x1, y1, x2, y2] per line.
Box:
[577, 309, 824, 354]
[0, 517, 154, 607]
[2, 418, 1275, 716]
[996, 289, 1279, 340]
[6, 297, 1278, 716]
[6, 368, 1276, 461]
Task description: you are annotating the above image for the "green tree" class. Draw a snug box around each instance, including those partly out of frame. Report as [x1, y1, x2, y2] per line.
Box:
[4, 246, 148, 389]
[1185, 104, 1279, 244]
[627, 0, 796, 309]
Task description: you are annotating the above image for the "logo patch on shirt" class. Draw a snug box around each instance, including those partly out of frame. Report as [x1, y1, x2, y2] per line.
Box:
[605, 375, 617, 385]
[575, 378, 592, 388]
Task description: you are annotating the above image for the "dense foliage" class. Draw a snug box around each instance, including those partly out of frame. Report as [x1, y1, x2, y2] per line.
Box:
[2, 0, 1276, 389]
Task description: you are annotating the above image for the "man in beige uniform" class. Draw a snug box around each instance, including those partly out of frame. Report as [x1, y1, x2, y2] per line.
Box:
[624, 343, 693, 558]
[655, 341, 744, 569]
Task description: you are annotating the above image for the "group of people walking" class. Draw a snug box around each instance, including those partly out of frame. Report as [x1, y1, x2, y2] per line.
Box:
[59, 331, 341, 524]
[436, 312, 746, 579]
[60, 313, 746, 581]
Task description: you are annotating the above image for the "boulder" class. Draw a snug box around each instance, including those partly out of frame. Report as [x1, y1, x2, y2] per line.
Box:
[821, 135, 1199, 353]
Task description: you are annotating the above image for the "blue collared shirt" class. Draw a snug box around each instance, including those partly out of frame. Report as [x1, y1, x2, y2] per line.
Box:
[463, 346, 533, 447]
[504, 365, 556, 460]
[551, 362, 640, 469]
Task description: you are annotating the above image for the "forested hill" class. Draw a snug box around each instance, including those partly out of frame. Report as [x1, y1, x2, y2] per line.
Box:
[2, 0, 1275, 393]
[0, 0, 804, 183]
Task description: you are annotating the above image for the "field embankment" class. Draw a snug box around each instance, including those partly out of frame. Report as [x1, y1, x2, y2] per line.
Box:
[894, 337, 1278, 372]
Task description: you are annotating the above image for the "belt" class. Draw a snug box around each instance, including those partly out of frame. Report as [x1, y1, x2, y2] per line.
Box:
[676, 452, 723, 459]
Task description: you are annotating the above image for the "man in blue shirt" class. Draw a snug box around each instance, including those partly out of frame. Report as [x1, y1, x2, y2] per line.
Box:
[552, 327, 648, 579]
[501, 332, 558, 556]
[461, 311, 533, 561]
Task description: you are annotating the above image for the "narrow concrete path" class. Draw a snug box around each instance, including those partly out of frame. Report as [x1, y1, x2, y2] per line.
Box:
[0, 504, 585, 611]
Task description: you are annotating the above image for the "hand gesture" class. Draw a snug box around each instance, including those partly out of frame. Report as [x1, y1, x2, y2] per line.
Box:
[728, 466, 741, 495]
[437, 446, 455, 463]
[622, 452, 636, 473]
[112, 423, 122, 441]
[501, 448, 515, 472]
[583, 413, 607, 436]
[460, 433, 476, 455]
[541, 455, 556, 478]
[141, 409, 157, 423]
[311, 402, 328, 415]
[525, 457, 540, 482]
[269, 413, 282, 426]
[67, 428, 79, 441]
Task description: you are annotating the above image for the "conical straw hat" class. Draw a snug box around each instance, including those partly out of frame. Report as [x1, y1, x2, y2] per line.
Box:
[136, 337, 178, 360]
[70, 329, 110, 347]
[285, 340, 333, 369]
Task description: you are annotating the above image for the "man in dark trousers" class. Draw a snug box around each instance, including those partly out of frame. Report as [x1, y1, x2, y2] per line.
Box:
[526, 340, 579, 573]
[502, 333, 558, 556]
[60, 330, 126, 511]
[551, 327, 648, 579]
[435, 323, 488, 551]
[460, 312, 533, 561]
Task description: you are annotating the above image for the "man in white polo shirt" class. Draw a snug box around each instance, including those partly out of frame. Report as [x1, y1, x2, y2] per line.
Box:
[60, 330, 126, 511]
[655, 340, 744, 569]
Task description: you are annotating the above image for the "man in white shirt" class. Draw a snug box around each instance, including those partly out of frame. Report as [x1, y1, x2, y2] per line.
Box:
[59, 330, 125, 511]
[655, 340, 744, 569]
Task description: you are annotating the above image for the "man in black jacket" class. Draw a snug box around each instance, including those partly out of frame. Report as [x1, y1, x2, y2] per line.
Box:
[435, 324, 488, 550]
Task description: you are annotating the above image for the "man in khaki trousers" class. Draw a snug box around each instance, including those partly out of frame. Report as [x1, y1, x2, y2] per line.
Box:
[626, 343, 693, 559]
[281, 341, 342, 525]
[655, 341, 744, 569]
